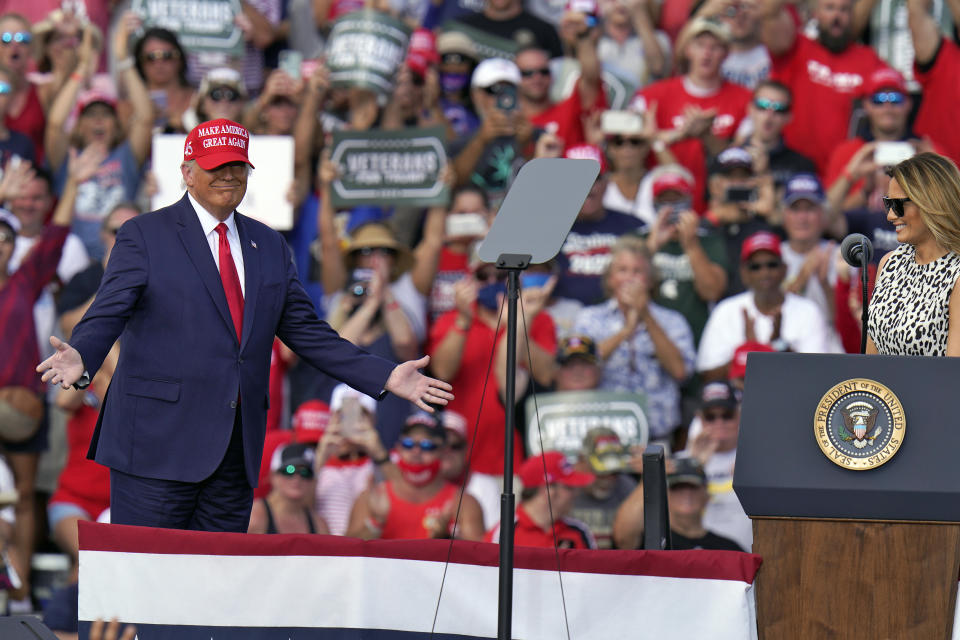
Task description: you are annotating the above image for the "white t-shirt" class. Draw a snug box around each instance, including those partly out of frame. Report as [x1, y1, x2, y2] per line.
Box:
[602, 174, 656, 225]
[696, 291, 841, 372]
[721, 44, 772, 90]
[780, 241, 844, 353]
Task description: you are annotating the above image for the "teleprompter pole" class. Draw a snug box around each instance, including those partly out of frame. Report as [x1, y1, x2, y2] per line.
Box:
[496, 254, 530, 640]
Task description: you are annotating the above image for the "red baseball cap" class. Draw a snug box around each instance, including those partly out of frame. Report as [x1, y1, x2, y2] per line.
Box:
[519, 451, 595, 489]
[863, 67, 907, 96]
[729, 341, 775, 380]
[740, 231, 782, 263]
[77, 89, 118, 114]
[292, 400, 331, 444]
[652, 171, 694, 198]
[406, 28, 439, 77]
[183, 118, 255, 171]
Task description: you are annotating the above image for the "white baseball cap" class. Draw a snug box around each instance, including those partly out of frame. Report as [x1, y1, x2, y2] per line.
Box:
[471, 58, 521, 89]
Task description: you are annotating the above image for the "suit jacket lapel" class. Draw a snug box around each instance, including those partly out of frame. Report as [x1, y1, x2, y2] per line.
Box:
[237, 214, 260, 353]
[175, 194, 237, 343]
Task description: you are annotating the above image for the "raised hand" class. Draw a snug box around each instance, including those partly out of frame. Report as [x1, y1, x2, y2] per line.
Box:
[37, 337, 86, 389]
[385, 356, 454, 412]
[0, 158, 36, 203]
[69, 143, 108, 184]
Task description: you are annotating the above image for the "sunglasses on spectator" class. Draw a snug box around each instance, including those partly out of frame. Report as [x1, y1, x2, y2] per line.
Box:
[609, 136, 646, 147]
[475, 269, 507, 283]
[398, 437, 441, 452]
[208, 87, 242, 103]
[143, 49, 180, 63]
[871, 91, 905, 105]
[746, 259, 782, 272]
[357, 246, 397, 258]
[882, 196, 911, 217]
[703, 410, 736, 422]
[441, 53, 469, 65]
[753, 97, 789, 113]
[520, 67, 550, 78]
[0, 32, 31, 45]
[0, 82, 10, 95]
[279, 464, 314, 479]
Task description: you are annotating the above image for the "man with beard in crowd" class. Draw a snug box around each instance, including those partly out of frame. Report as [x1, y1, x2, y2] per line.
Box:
[760, 0, 889, 172]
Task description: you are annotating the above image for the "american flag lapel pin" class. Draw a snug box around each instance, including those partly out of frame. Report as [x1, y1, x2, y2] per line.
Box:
[251, 240, 257, 249]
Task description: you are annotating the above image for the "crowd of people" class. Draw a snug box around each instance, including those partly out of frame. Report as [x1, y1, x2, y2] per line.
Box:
[1, 0, 960, 630]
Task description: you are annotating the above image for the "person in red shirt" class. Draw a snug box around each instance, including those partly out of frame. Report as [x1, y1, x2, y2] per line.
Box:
[427, 261, 558, 528]
[347, 412, 485, 540]
[633, 16, 752, 213]
[761, 0, 888, 173]
[907, 0, 960, 167]
[518, 9, 605, 151]
[486, 451, 597, 549]
[825, 68, 930, 215]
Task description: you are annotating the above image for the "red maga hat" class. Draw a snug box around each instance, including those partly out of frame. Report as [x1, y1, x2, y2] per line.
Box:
[184, 118, 255, 171]
[519, 451, 595, 489]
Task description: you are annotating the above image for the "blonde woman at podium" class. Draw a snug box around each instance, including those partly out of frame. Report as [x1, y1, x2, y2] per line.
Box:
[866, 152, 960, 357]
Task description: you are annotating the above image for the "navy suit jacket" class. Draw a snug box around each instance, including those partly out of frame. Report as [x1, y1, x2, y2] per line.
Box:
[70, 194, 395, 486]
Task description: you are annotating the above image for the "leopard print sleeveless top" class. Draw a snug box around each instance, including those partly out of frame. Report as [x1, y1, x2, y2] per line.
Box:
[868, 244, 960, 356]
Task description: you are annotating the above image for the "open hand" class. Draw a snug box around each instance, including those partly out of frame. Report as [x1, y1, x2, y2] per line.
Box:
[385, 356, 454, 412]
[37, 337, 85, 389]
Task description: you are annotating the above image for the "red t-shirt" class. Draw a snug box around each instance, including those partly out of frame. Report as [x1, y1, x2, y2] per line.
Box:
[771, 27, 887, 173]
[530, 79, 607, 151]
[913, 38, 960, 166]
[50, 397, 110, 519]
[380, 481, 458, 540]
[633, 77, 751, 213]
[5, 84, 45, 167]
[824, 137, 868, 194]
[266, 339, 288, 431]
[486, 505, 595, 549]
[427, 308, 557, 475]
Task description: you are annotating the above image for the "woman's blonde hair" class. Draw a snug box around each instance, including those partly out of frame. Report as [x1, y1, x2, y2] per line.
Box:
[888, 152, 960, 254]
[602, 235, 659, 297]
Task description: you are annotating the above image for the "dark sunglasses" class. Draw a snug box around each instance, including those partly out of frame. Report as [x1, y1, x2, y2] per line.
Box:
[882, 196, 911, 217]
[753, 97, 789, 113]
[208, 87, 242, 103]
[143, 49, 180, 62]
[703, 410, 736, 422]
[0, 32, 31, 44]
[441, 53, 469, 65]
[871, 91, 905, 105]
[746, 260, 782, 272]
[358, 246, 397, 258]
[398, 437, 440, 452]
[609, 136, 646, 147]
[520, 67, 550, 78]
[279, 464, 314, 479]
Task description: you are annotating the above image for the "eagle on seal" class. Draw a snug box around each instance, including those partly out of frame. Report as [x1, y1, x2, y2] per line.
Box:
[840, 402, 879, 449]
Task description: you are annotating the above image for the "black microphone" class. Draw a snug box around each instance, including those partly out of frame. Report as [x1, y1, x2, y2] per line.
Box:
[840, 233, 874, 267]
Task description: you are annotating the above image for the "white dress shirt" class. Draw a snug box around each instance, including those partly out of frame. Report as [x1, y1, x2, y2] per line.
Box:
[188, 192, 246, 297]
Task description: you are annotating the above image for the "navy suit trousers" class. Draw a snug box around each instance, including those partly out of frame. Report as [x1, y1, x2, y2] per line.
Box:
[109, 412, 253, 532]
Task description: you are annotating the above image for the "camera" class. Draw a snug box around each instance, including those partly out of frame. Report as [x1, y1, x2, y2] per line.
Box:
[491, 83, 517, 112]
[656, 198, 693, 224]
[724, 186, 757, 204]
[347, 268, 375, 298]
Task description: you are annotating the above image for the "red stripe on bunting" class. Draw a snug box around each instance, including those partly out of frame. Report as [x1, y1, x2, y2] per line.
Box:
[78, 521, 762, 584]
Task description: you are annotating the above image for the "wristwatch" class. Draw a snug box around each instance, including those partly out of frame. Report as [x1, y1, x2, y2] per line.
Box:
[73, 370, 91, 390]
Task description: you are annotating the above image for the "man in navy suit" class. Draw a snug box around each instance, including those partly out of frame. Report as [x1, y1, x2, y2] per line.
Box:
[37, 119, 453, 532]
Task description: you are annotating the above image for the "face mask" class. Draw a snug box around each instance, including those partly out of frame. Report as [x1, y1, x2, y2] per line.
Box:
[476, 282, 506, 311]
[440, 71, 469, 93]
[395, 457, 442, 487]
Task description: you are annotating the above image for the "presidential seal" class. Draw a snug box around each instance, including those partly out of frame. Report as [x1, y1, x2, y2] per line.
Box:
[813, 378, 905, 470]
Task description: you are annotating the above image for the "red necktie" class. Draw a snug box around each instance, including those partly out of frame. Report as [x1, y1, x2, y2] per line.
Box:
[215, 223, 244, 340]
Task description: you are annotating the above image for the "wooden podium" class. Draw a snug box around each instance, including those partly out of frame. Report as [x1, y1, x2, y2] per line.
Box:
[734, 353, 960, 640]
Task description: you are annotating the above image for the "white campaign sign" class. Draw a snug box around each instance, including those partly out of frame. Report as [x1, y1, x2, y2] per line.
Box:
[151, 134, 295, 230]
